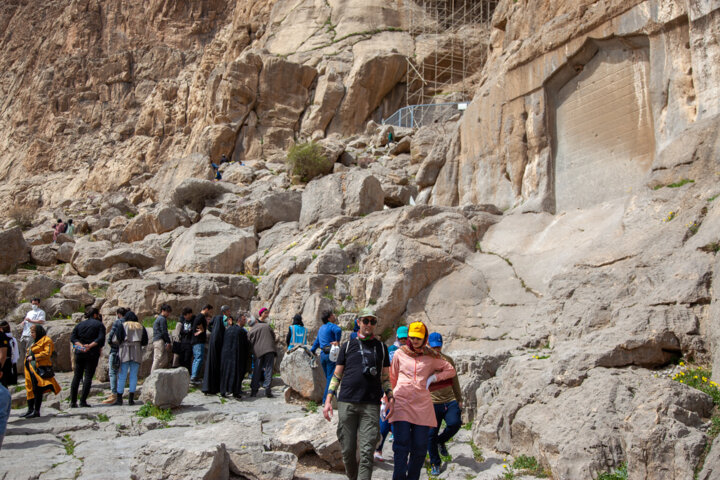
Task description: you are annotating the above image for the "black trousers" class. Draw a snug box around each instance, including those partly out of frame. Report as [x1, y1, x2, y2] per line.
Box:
[250, 352, 275, 392]
[70, 353, 100, 404]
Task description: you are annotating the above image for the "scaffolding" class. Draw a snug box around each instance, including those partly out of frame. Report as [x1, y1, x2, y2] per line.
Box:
[405, 0, 498, 106]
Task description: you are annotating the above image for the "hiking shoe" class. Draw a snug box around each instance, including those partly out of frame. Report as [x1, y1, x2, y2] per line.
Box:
[438, 442, 448, 457]
[430, 465, 441, 476]
[102, 394, 117, 405]
[265, 388, 274, 398]
[374, 451, 384, 462]
[79, 401, 91, 408]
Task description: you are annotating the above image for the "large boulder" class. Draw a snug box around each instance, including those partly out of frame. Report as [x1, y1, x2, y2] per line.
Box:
[0, 280, 19, 317]
[0, 227, 30, 273]
[165, 217, 257, 274]
[122, 205, 191, 243]
[279, 347, 325, 402]
[45, 319, 75, 372]
[219, 191, 302, 233]
[70, 239, 113, 276]
[30, 244, 57, 266]
[19, 275, 63, 301]
[139, 368, 190, 408]
[60, 283, 95, 306]
[229, 448, 297, 480]
[273, 414, 343, 469]
[299, 172, 384, 227]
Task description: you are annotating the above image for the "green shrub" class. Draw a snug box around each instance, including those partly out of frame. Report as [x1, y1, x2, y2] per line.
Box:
[136, 403, 175, 423]
[598, 462, 627, 480]
[286, 142, 331, 182]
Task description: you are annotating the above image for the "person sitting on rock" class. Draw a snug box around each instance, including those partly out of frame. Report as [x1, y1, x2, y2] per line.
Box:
[219, 312, 251, 399]
[286, 314, 307, 352]
[248, 307, 277, 398]
[426, 333, 463, 476]
[69, 308, 105, 408]
[202, 305, 228, 395]
[21, 325, 61, 419]
[323, 307, 392, 480]
[52, 218, 67, 243]
[114, 312, 148, 406]
[65, 219, 75, 237]
[311, 310, 342, 398]
[102, 307, 127, 405]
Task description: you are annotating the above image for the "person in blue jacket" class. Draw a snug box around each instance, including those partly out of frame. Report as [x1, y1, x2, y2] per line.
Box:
[286, 314, 308, 351]
[311, 310, 343, 398]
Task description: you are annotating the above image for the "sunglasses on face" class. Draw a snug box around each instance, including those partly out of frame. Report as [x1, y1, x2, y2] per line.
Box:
[360, 317, 377, 325]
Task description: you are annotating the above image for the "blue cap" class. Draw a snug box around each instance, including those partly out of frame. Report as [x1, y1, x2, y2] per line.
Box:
[396, 326, 409, 339]
[428, 332, 443, 347]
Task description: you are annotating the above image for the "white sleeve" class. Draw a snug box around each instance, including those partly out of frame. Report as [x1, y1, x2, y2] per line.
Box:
[38, 310, 46, 322]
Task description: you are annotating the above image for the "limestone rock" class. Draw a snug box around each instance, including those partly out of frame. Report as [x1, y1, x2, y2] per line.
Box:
[0, 280, 18, 317]
[299, 172, 384, 227]
[122, 205, 191, 243]
[56, 242, 75, 263]
[280, 347, 325, 402]
[389, 136, 411, 155]
[0, 227, 30, 273]
[219, 190, 302, 233]
[139, 368, 190, 408]
[60, 283, 95, 306]
[274, 414, 344, 469]
[165, 217, 257, 274]
[45, 320, 75, 372]
[19, 275, 64, 302]
[70, 239, 113, 277]
[229, 448, 297, 480]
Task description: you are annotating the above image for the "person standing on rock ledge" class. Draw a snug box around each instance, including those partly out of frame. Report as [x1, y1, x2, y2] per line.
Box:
[388, 322, 455, 480]
[311, 310, 343, 399]
[323, 307, 392, 480]
[151, 304, 173, 372]
[248, 307, 276, 398]
[190, 304, 212, 385]
[426, 332, 463, 476]
[20, 298, 45, 358]
[69, 308, 105, 408]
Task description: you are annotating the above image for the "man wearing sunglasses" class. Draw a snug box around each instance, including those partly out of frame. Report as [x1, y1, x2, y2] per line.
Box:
[323, 308, 393, 480]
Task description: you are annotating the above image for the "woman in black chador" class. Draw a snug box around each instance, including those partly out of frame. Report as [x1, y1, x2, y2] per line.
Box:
[202, 306, 228, 395]
[219, 313, 250, 398]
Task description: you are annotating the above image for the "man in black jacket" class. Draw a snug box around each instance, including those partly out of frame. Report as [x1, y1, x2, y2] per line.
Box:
[70, 308, 106, 408]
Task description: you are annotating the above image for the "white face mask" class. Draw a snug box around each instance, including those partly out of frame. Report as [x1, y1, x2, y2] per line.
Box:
[31, 304, 39, 311]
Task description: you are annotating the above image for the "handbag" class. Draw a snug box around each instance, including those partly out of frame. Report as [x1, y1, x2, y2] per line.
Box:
[36, 365, 54, 379]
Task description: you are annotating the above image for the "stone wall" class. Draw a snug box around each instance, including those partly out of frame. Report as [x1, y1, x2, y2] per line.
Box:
[431, 0, 719, 213]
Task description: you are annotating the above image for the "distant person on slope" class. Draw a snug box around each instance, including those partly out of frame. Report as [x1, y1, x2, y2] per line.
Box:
[426, 332, 463, 476]
[65, 219, 75, 237]
[387, 321, 455, 480]
[52, 218, 67, 243]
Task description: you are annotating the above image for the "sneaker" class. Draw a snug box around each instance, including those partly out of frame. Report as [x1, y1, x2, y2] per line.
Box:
[438, 442, 448, 457]
[374, 451, 384, 462]
[430, 465, 441, 476]
[102, 394, 117, 405]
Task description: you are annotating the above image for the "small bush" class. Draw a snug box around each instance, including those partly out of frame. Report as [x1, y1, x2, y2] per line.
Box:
[8, 205, 35, 229]
[306, 400, 318, 413]
[598, 462, 628, 480]
[286, 142, 331, 182]
[136, 403, 175, 423]
[62, 434, 76, 455]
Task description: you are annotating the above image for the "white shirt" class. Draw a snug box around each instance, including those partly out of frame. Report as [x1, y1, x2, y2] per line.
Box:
[22, 307, 46, 338]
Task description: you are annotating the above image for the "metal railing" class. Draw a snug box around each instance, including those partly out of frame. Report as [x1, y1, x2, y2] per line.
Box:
[382, 102, 468, 128]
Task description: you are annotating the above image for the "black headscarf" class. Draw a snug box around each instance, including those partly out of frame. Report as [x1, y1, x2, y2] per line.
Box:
[33, 325, 47, 343]
[292, 314, 304, 327]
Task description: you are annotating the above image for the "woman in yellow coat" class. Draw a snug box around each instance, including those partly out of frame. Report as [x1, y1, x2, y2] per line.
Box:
[21, 325, 61, 418]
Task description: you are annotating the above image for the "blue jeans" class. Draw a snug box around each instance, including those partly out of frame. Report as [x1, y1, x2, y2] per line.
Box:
[427, 400, 462, 466]
[108, 351, 119, 394]
[191, 343, 204, 380]
[117, 361, 140, 395]
[0, 384, 10, 450]
[377, 415, 392, 452]
[392, 421, 430, 480]
[320, 351, 336, 398]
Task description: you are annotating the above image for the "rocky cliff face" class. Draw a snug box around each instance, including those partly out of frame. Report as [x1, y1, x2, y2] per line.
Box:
[2, 1, 720, 479]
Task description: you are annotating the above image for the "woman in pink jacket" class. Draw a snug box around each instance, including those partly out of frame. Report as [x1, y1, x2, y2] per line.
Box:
[388, 321, 455, 480]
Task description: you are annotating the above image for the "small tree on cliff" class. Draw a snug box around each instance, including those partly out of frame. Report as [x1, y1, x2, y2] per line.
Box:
[285, 142, 332, 183]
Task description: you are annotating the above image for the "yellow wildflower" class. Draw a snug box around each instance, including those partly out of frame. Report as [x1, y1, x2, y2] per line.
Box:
[679, 361, 685, 366]
[703, 377, 708, 382]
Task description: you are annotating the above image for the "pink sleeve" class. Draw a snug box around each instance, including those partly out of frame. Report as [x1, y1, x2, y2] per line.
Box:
[433, 357, 456, 382]
[390, 352, 400, 388]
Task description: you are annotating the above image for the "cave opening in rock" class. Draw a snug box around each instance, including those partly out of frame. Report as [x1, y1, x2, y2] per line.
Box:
[547, 37, 655, 213]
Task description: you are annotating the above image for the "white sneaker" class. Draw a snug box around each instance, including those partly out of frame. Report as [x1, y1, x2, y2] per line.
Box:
[374, 451, 384, 462]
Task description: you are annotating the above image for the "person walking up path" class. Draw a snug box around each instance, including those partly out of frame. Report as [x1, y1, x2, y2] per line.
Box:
[151, 304, 173, 372]
[248, 308, 277, 398]
[311, 310, 343, 398]
[69, 308, 105, 408]
[114, 312, 148, 406]
[202, 305, 228, 395]
[426, 332, 463, 476]
[387, 321, 455, 480]
[323, 308, 393, 480]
